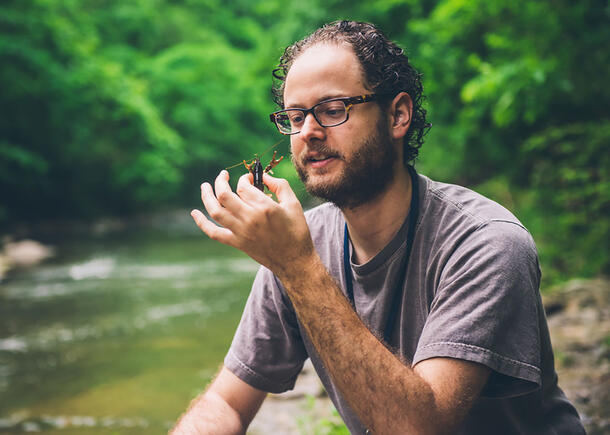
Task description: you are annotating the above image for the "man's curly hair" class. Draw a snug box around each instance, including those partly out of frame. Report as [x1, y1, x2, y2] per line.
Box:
[272, 20, 430, 164]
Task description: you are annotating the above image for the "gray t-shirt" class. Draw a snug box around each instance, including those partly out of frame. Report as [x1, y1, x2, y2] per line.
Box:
[225, 172, 584, 434]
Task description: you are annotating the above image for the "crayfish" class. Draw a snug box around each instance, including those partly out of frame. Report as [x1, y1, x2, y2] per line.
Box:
[226, 140, 284, 192]
[242, 151, 284, 191]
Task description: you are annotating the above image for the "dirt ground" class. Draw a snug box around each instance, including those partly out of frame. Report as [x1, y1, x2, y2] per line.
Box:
[543, 278, 610, 434]
[249, 278, 610, 434]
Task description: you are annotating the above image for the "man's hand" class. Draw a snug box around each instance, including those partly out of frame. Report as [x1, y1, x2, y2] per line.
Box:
[191, 171, 315, 278]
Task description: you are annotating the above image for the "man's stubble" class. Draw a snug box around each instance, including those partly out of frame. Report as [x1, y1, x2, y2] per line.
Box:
[292, 118, 397, 210]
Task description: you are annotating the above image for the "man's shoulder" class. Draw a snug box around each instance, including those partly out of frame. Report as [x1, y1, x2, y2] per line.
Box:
[416, 173, 537, 260]
[419, 173, 526, 230]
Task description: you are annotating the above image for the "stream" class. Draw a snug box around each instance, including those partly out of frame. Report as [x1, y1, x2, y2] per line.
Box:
[0, 214, 258, 433]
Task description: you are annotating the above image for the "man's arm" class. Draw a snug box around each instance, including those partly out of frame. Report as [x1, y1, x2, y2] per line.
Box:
[171, 366, 267, 435]
[192, 172, 490, 433]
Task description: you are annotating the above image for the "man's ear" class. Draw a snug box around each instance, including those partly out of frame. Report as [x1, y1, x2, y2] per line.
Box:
[389, 92, 413, 140]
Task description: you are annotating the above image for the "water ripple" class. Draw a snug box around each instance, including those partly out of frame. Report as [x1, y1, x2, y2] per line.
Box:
[0, 414, 165, 431]
[3, 257, 258, 300]
[0, 299, 220, 354]
[69, 258, 115, 280]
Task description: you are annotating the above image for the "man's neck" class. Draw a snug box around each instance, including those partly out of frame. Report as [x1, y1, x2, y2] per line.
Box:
[342, 164, 413, 265]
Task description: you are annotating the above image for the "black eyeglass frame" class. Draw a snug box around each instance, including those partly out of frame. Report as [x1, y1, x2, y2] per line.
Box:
[269, 94, 379, 135]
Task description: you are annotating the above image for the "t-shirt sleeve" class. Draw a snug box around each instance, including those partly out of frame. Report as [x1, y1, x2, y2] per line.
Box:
[224, 266, 308, 393]
[412, 221, 543, 398]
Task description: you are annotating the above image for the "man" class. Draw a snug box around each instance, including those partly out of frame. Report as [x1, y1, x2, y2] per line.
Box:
[174, 21, 584, 434]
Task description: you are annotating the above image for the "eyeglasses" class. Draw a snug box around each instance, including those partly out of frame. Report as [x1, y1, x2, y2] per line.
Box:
[269, 94, 379, 135]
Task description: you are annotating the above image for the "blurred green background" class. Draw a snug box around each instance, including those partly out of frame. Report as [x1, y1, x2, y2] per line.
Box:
[1, 0, 608, 284]
[0, 0, 608, 433]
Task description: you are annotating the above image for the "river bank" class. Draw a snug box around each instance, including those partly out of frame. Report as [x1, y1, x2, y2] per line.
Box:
[543, 278, 610, 434]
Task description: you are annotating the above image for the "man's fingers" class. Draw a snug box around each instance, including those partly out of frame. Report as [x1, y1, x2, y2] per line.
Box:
[236, 173, 272, 203]
[262, 173, 298, 204]
[190, 209, 235, 245]
[214, 170, 247, 214]
[200, 182, 240, 228]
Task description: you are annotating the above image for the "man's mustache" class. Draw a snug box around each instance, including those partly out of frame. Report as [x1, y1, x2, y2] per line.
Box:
[297, 142, 344, 165]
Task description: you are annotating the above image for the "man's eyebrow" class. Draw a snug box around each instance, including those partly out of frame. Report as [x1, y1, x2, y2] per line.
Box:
[285, 93, 348, 109]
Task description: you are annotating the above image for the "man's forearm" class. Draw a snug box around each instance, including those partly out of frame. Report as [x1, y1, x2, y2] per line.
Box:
[171, 391, 245, 435]
[277, 256, 443, 434]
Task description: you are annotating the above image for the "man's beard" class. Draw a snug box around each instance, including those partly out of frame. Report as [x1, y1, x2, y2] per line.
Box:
[292, 119, 397, 209]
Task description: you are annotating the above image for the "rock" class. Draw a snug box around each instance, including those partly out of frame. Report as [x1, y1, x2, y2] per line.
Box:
[0, 254, 10, 280]
[543, 278, 610, 316]
[545, 278, 610, 434]
[2, 239, 54, 267]
[248, 360, 335, 435]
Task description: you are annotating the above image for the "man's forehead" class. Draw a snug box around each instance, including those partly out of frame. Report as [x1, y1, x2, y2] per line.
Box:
[283, 43, 368, 107]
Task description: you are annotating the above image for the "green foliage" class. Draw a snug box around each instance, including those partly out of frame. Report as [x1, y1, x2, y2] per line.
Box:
[0, 0, 326, 221]
[522, 122, 610, 283]
[297, 395, 350, 435]
[1, 0, 607, 282]
[0, 0, 185, 218]
[413, 0, 608, 183]
[409, 0, 609, 282]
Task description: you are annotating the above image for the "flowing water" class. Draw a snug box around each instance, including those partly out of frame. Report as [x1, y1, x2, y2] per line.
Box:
[0, 216, 259, 433]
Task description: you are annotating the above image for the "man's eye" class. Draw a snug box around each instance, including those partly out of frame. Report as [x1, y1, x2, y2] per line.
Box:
[322, 107, 345, 118]
[289, 113, 304, 124]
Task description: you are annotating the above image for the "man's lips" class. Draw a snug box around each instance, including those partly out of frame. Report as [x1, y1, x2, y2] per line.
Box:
[308, 156, 336, 168]
[303, 151, 341, 168]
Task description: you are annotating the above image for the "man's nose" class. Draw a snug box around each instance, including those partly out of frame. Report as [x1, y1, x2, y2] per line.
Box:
[299, 112, 326, 141]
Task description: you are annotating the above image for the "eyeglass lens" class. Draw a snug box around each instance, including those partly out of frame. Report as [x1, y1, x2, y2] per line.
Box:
[275, 100, 348, 133]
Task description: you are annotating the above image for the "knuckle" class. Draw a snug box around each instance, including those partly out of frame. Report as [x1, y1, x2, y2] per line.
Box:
[216, 190, 231, 203]
[208, 228, 229, 245]
[261, 205, 276, 221]
[261, 204, 273, 216]
[208, 230, 222, 242]
[243, 215, 256, 229]
[289, 198, 302, 210]
[208, 208, 223, 221]
[235, 184, 248, 196]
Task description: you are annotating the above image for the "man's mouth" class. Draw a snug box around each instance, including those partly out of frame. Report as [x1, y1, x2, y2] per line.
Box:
[308, 156, 332, 162]
[304, 151, 340, 167]
[305, 155, 338, 168]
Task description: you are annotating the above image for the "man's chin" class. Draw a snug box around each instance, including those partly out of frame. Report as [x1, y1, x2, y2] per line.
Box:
[302, 172, 342, 194]
[303, 180, 329, 196]
[305, 185, 366, 209]
[302, 176, 356, 206]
